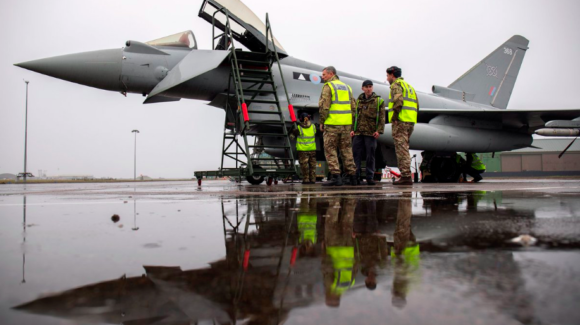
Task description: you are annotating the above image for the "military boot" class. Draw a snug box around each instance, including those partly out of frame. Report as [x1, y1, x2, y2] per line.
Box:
[322, 174, 342, 186]
[366, 178, 376, 186]
[393, 176, 413, 185]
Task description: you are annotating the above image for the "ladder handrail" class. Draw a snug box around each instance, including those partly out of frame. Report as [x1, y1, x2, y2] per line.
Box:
[211, 8, 247, 116]
[265, 14, 296, 129]
[265, 13, 298, 174]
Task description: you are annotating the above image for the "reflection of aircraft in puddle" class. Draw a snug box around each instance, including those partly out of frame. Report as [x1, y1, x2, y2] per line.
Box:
[14, 196, 543, 324]
[14, 198, 325, 324]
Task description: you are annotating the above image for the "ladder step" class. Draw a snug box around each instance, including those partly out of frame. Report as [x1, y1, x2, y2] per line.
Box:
[250, 158, 294, 161]
[240, 78, 274, 84]
[239, 69, 271, 75]
[245, 133, 284, 137]
[242, 89, 276, 94]
[250, 121, 286, 125]
[245, 99, 278, 104]
[234, 51, 269, 60]
[236, 59, 271, 65]
[246, 110, 281, 115]
[249, 145, 291, 149]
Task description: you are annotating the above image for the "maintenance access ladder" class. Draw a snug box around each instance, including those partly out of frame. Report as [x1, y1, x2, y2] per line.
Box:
[195, 9, 298, 185]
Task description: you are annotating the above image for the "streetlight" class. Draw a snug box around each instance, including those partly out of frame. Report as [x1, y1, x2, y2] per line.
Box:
[23, 80, 29, 183]
[132, 130, 139, 181]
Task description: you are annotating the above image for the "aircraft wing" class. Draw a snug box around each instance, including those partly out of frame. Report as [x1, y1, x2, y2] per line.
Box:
[417, 108, 580, 133]
[145, 50, 230, 104]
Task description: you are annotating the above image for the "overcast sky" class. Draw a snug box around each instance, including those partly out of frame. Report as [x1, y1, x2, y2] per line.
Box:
[1, 0, 579, 178]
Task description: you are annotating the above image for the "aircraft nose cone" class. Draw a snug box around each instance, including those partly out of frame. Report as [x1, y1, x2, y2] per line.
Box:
[15, 48, 123, 92]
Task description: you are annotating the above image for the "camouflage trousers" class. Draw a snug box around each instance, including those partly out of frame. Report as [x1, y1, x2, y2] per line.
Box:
[324, 198, 356, 247]
[323, 125, 356, 175]
[298, 151, 317, 182]
[392, 121, 415, 178]
[393, 192, 415, 256]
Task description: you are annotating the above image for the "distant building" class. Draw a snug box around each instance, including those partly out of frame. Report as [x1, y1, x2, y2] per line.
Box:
[480, 138, 580, 177]
[49, 175, 94, 180]
[0, 173, 17, 180]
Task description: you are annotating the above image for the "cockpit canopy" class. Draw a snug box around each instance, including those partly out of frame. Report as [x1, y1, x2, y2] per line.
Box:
[146, 31, 197, 49]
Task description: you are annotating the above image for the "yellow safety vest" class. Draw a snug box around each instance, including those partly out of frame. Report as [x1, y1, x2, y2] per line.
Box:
[354, 97, 384, 132]
[388, 79, 418, 123]
[470, 154, 486, 171]
[296, 124, 316, 152]
[297, 213, 317, 244]
[326, 246, 355, 295]
[325, 80, 353, 125]
[391, 243, 420, 271]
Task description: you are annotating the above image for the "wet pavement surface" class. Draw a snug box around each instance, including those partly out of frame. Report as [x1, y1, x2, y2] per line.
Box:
[1, 180, 580, 325]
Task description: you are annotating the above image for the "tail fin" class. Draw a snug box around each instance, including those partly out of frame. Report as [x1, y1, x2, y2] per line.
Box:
[448, 35, 529, 109]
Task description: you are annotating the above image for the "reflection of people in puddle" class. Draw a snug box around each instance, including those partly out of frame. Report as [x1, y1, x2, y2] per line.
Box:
[391, 192, 420, 309]
[353, 199, 388, 290]
[466, 190, 487, 210]
[322, 198, 357, 307]
[297, 197, 319, 258]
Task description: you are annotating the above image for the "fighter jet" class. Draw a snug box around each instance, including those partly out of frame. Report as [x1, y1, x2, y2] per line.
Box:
[15, 0, 580, 183]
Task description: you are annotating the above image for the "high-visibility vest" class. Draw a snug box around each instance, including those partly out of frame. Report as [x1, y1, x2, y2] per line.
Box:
[325, 80, 353, 125]
[297, 213, 317, 244]
[388, 79, 418, 123]
[470, 154, 486, 171]
[296, 124, 316, 151]
[354, 96, 384, 132]
[391, 243, 420, 271]
[326, 246, 355, 295]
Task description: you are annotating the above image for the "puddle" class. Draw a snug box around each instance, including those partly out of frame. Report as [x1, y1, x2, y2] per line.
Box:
[1, 185, 580, 325]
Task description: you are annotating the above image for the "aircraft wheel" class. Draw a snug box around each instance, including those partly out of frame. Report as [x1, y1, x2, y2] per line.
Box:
[430, 157, 460, 183]
[246, 175, 264, 185]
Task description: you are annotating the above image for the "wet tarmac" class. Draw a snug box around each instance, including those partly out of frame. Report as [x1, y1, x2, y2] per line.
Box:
[1, 180, 580, 325]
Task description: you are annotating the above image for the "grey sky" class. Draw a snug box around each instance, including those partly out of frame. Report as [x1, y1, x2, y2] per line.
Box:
[1, 0, 579, 178]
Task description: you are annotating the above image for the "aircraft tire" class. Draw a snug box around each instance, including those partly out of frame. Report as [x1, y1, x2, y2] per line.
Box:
[246, 175, 265, 185]
[429, 156, 460, 183]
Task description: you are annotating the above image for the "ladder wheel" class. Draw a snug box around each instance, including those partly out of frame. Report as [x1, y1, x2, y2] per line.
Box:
[266, 177, 273, 186]
[246, 175, 264, 185]
[274, 179, 278, 185]
[197, 178, 202, 186]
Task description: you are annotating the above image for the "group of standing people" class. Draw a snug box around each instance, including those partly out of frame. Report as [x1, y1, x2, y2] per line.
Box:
[294, 65, 418, 186]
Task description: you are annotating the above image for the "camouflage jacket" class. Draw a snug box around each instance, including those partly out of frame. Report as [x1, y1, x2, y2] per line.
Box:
[389, 77, 419, 123]
[354, 92, 386, 136]
[318, 75, 356, 129]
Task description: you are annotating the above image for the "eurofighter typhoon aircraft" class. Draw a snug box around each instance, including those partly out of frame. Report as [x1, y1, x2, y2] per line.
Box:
[15, 0, 580, 183]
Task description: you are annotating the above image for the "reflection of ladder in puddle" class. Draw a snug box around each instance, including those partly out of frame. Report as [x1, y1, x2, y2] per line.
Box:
[195, 9, 298, 185]
[221, 199, 295, 316]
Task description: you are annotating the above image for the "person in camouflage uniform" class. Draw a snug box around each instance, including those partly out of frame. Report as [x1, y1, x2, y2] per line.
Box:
[319, 66, 357, 186]
[322, 197, 358, 307]
[387, 66, 419, 185]
[291, 113, 317, 184]
[351, 80, 386, 185]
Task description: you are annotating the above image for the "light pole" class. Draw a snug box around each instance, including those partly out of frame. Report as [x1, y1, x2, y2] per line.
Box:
[23, 80, 29, 183]
[132, 130, 139, 181]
